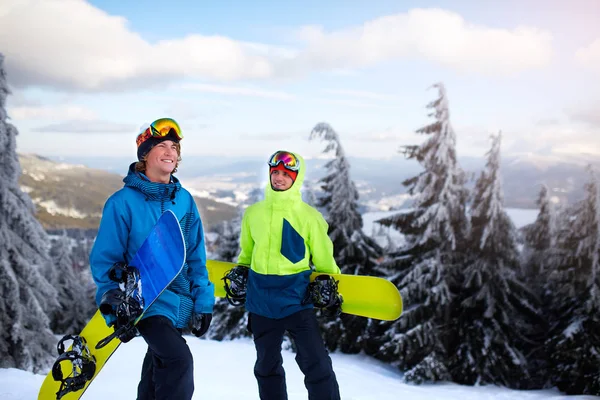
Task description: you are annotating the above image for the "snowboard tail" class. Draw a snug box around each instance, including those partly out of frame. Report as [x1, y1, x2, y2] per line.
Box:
[38, 210, 186, 400]
[206, 259, 403, 321]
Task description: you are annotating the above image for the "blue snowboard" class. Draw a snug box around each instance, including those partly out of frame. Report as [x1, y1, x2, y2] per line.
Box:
[131, 210, 186, 304]
[39, 210, 186, 400]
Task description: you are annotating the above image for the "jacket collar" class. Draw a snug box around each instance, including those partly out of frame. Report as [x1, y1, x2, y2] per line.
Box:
[123, 162, 181, 202]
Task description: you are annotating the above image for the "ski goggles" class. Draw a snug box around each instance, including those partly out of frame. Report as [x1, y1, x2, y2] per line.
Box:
[267, 150, 300, 172]
[136, 118, 183, 147]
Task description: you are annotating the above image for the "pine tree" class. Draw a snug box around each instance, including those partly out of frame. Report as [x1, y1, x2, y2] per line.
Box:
[207, 215, 251, 341]
[522, 184, 555, 280]
[366, 83, 468, 381]
[302, 180, 320, 210]
[46, 234, 95, 334]
[216, 219, 241, 262]
[520, 184, 556, 388]
[0, 53, 59, 372]
[309, 122, 383, 353]
[545, 166, 600, 395]
[450, 132, 541, 388]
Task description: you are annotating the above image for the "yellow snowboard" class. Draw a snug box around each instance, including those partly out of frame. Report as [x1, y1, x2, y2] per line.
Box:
[207, 259, 403, 321]
[38, 311, 118, 400]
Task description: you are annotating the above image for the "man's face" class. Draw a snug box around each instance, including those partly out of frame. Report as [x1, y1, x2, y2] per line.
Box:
[145, 140, 179, 176]
[270, 169, 294, 191]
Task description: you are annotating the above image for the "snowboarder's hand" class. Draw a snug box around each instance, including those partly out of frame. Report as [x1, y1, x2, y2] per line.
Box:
[191, 313, 212, 337]
[116, 324, 138, 343]
[99, 288, 143, 324]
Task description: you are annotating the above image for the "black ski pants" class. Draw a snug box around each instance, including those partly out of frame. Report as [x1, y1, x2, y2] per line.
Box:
[250, 309, 340, 400]
[136, 316, 194, 400]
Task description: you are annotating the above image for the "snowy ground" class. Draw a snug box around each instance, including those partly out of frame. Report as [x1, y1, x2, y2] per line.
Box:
[3, 336, 597, 400]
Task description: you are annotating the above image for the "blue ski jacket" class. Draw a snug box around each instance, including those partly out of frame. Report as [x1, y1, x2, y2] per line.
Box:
[90, 163, 214, 329]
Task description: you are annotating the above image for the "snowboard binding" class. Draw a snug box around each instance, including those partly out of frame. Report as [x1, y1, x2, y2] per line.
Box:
[303, 274, 344, 317]
[96, 262, 144, 349]
[222, 265, 249, 306]
[51, 334, 96, 399]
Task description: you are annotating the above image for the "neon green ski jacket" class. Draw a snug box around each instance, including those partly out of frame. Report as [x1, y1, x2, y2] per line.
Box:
[237, 151, 340, 318]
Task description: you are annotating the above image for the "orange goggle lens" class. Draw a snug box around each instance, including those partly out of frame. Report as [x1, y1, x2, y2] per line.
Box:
[268, 150, 299, 172]
[136, 118, 183, 147]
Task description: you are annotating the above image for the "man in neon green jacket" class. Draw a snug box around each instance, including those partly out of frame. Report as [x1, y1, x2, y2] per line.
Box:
[238, 149, 341, 400]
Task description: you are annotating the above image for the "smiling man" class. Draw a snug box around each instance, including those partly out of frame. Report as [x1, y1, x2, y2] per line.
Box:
[89, 118, 215, 400]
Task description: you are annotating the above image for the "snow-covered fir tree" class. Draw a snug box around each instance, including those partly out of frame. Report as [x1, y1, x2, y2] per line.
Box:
[309, 122, 383, 275]
[216, 218, 241, 262]
[45, 234, 95, 334]
[0, 53, 59, 372]
[545, 165, 600, 395]
[522, 184, 555, 280]
[449, 132, 541, 388]
[301, 180, 320, 210]
[207, 214, 251, 341]
[68, 230, 96, 272]
[520, 183, 557, 387]
[366, 82, 468, 381]
[309, 122, 383, 353]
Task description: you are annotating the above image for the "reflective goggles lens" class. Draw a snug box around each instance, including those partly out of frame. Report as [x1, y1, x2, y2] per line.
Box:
[136, 118, 183, 147]
[268, 151, 299, 172]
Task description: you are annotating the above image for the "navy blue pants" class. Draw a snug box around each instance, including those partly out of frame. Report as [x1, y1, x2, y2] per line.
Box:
[250, 309, 340, 400]
[136, 316, 194, 400]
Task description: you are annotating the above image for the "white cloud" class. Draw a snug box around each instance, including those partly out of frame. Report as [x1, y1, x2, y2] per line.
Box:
[349, 127, 415, 143]
[505, 122, 600, 159]
[566, 106, 600, 127]
[0, 1, 554, 93]
[0, 0, 273, 91]
[313, 98, 403, 109]
[321, 89, 398, 101]
[239, 132, 300, 140]
[326, 69, 361, 77]
[4, 90, 41, 107]
[8, 104, 97, 120]
[293, 8, 553, 76]
[179, 83, 296, 100]
[31, 120, 135, 133]
[575, 38, 600, 72]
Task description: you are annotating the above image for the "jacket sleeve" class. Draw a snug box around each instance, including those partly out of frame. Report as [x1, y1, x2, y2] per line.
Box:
[186, 202, 215, 314]
[89, 196, 130, 326]
[236, 209, 254, 267]
[308, 212, 341, 274]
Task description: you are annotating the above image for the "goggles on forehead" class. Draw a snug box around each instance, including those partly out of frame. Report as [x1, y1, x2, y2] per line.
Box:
[136, 118, 183, 147]
[268, 150, 300, 172]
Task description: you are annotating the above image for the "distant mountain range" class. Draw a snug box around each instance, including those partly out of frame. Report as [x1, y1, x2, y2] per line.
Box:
[17, 151, 598, 232]
[49, 151, 600, 205]
[18, 154, 238, 231]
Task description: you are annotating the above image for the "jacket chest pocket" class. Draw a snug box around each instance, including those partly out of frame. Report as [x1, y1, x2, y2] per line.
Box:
[280, 218, 305, 264]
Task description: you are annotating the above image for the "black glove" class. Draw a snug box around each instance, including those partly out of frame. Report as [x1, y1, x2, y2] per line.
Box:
[190, 313, 212, 337]
[99, 288, 141, 343]
[99, 288, 143, 325]
[115, 324, 138, 343]
[303, 275, 343, 318]
[99, 288, 127, 316]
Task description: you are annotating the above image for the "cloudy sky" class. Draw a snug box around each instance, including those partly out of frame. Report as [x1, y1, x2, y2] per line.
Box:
[1, 0, 599, 161]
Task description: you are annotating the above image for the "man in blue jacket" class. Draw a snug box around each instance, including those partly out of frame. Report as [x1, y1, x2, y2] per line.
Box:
[89, 118, 214, 400]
